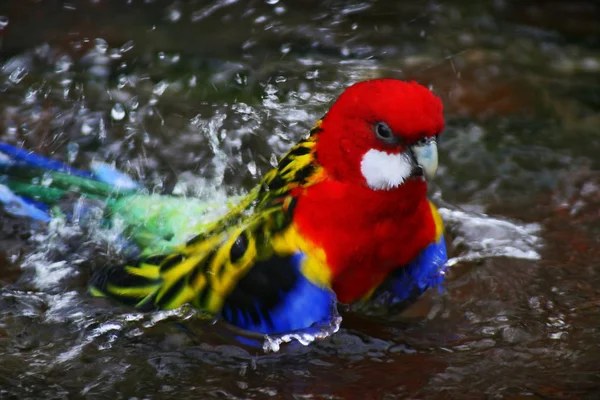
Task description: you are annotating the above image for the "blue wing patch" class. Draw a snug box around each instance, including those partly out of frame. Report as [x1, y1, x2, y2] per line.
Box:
[372, 235, 448, 307]
[221, 252, 337, 335]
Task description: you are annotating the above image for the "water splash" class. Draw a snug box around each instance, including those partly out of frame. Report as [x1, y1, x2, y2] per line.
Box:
[262, 313, 342, 353]
[439, 206, 542, 266]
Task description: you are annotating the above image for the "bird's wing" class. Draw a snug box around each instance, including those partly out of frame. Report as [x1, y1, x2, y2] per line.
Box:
[91, 121, 336, 334]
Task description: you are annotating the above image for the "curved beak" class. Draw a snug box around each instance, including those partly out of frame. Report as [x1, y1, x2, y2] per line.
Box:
[410, 139, 438, 181]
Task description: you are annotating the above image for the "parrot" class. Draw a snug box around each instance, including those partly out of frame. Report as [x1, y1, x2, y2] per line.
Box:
[0, 79, 448, 336]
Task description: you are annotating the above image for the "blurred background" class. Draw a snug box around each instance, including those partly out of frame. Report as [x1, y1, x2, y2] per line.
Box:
[0, 0, 599, 398]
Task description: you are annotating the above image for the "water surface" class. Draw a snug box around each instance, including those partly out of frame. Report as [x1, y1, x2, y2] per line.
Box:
[1, 1, 599, 398]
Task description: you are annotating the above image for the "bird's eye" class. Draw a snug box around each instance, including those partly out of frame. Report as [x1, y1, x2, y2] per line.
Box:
[374, 122, 398, 145]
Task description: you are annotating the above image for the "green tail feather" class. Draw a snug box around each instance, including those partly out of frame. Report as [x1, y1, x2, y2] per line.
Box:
[2, 162, 243, 255]
[2, 165, 135, 204]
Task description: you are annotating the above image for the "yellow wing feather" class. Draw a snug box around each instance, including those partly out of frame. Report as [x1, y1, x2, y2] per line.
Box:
[92, 120, 329, 313]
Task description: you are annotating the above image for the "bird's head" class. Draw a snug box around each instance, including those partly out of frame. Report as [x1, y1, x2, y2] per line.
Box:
[315, 79, 444, 190]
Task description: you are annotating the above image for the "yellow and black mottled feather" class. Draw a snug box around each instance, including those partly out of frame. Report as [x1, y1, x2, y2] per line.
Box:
[90, 120, 327, 316]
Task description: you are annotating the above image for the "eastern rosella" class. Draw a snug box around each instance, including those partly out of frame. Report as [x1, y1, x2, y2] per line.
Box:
[0, 79, 447, 335]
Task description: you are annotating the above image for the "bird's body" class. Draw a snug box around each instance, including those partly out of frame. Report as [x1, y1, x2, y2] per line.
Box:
[0, 79, 448, 336]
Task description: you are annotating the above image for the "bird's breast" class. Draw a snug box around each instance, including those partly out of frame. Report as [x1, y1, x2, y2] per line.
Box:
[292, 179, 437, 303]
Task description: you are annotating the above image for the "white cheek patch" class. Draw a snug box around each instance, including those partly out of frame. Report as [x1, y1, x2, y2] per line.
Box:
[360, 149, 413, 190]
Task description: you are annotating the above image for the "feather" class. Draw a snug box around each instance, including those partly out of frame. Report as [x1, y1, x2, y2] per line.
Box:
[376, 235, 448, 307]
[0, 183, 51, 222]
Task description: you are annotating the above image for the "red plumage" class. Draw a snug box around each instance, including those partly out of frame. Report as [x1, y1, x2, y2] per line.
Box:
[295, 180, 436, 303]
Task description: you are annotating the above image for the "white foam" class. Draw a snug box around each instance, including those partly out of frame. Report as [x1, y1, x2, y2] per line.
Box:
[439, 207, 542, 265]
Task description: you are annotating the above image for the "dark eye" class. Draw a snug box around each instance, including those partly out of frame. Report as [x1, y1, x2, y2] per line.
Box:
[374, 122, 398, 145]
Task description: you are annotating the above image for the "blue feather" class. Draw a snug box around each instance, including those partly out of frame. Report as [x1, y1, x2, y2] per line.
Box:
[90, 161, 141, 190]
[221, 252, 337, 335]
[0, 142, 92, 178]
[380, 235, 448, 305]
[19, 196, 51, 213]
[0, 184, 51, 222]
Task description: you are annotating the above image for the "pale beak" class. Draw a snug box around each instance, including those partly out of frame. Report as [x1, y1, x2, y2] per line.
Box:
[410, 139, 438, 180]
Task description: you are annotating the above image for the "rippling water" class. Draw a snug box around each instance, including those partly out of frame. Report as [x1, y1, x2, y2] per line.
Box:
[1, 0, 600, 398]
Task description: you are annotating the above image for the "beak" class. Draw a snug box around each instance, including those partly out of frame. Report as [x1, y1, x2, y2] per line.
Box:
[410, 139, 438, 180]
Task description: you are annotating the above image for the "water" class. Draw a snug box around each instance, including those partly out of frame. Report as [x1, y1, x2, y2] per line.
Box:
[1, 0, 600, 398]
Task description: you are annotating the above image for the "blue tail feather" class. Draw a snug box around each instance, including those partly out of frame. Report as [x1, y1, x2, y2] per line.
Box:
[0, 184, 51, 222]
[90, 161, 141, 190]
[0, 142, 140, 221]
[0, 142, 93, 178]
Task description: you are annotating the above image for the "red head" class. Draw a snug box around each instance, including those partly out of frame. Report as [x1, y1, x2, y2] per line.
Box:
[315, 79, 444, 190]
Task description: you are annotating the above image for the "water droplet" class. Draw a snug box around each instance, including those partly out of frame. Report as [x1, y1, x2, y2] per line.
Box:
[266, 0, 278, 3]
[581, 57, 600, 72]
[234, 73, 246, 85]
[117, 75, 128, 89]
[9, 67, 27, 84]
[19, 123, 31, 135]
[128, 96, 139, 110]
[0, 16, 8, 28]
[269, 153, 278, 167]
[313, 93, 329, 102]
[95, 38, 109, 54]
[549, 332, 567, 340]
[41, 173, 53, 187]
[24, 88, 38, 104]
[98, 119, 107, 140]
[274, 75, 286, 83]
[254, 15, 267, 24]
[280, 43, 291, 55]
[152, 81, 168, 96]
[109, 48, 122, 60]
[242, 39, 255, 50]
[111, 104, 125, 121]
[55, 55, 72, 73]
[299, 91, 311, 101]
[306, 70, 319, 79]
[6, 121, 17, 136]
[274, 6, 285, 14]
[81, 122, 93, 135]
[120, 40, 134, 53]
[67, 142, 79, 163]
[189, 75, 197, 87]
[167, 6, 182, 22]
[264, 84, 278, 95]
[247, 161, 257, 176]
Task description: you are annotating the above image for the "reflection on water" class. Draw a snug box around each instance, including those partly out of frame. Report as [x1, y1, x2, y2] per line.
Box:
[1, 0, 600, 398]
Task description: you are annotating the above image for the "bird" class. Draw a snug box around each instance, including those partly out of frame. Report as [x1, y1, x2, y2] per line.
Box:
[0, 78, 448, 336]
